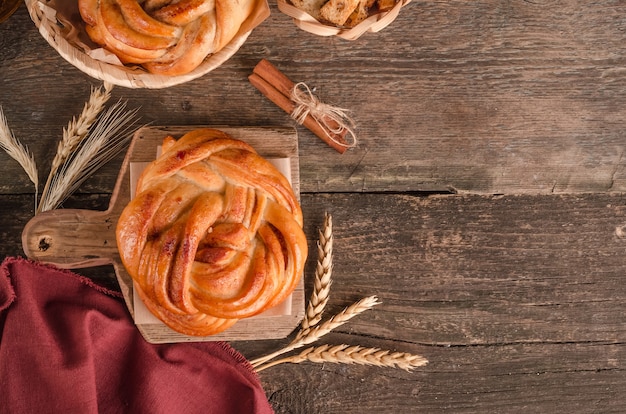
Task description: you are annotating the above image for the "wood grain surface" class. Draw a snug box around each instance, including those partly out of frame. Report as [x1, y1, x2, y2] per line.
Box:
[1, 1, 625, 196]
[1, 0, 625, 413]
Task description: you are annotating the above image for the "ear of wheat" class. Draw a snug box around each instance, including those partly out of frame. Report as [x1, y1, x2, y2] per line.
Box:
[250, 213, 337, 368]
[38, 82, 114, 213]
[295, 295, 381, 347]
[255, 344, 429, 373]
[251, 295, 380, 369]
[251, 213, 428, 373]
[38, 100, 140, 213]
[1, 82, 140, 214]
[300, 211, 334, 332]
[0, 106, 39, 210]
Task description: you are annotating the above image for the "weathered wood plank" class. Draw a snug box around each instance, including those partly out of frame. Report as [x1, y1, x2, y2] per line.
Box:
[258, 336, 625, 414]
[5, 191, 626, 345]
[297, 192, 626, 345]
[251, 192, 626, 413]
[1, 1, 625, 195]
[1, 1, 626, 412]
[2, 191, 626, 412]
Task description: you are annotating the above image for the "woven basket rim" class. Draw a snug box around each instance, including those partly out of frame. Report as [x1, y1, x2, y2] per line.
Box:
[25, 0, 267, 89]
[276, 0, 410, 41]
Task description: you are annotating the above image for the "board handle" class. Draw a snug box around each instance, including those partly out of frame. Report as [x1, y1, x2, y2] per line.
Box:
[21, 209, 119, 269]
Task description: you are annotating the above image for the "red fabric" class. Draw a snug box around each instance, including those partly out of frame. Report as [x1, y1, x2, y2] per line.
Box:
[0, 257, 274, 414]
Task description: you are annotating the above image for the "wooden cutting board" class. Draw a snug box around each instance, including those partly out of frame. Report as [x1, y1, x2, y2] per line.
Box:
[21, 125, 305, 343]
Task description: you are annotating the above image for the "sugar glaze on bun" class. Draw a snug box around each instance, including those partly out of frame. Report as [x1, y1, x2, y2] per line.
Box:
[116, 128, 308, 336]
[78, 0, 256, 75]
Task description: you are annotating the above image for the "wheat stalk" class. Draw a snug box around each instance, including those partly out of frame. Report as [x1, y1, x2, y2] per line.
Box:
[250, 212, 380, 368]
[255, 344, 428, 373]
[38, 82, 113, 213]
[250, 213, 428, 374]
[53, 82, 113, 171]
[251, 295, 380, 368]
[0, 106, 39, 210]
[296, 295, 381, 347]
[251, 213, 337, 367]
[38, 100, 140, 213]
[300, 211, 334, 332]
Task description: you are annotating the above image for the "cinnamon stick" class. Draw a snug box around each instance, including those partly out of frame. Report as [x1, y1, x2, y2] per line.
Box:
[253, 59, 348, 142]
[249, 59, 349, 154]
[253, 59, 296, 103]
[249, 73, 348, 154]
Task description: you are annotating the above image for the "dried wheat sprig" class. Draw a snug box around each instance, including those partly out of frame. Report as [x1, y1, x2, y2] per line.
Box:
[38, 82, 113, 213]
[0, 106, 39, 210]
[38, 100, 140, 213]
[294, 295, 381, 346]
[52, 82, 113, 172]
[255, 344, 428, 373]
[250, 212, 336, 367]
[300, 212, 334, 332]
[250, 295, 381, 368]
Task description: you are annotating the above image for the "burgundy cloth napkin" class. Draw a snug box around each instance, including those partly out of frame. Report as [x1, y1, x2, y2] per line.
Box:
[0, 257, 274, 414]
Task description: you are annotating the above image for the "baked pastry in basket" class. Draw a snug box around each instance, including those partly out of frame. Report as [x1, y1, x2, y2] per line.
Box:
[116, 128, 308, 336]
[78, 0, 256, 76]
[290, 0, 398, 28]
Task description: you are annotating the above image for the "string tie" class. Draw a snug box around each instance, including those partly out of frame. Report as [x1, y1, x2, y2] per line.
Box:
[290, 82, 357, 148]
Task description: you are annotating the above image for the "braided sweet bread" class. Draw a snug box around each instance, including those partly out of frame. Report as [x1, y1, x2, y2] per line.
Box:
[78, 0, 256, 76]
[116, 129, 308, 336]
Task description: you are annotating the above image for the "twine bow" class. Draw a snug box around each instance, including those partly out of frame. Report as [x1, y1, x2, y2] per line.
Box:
[290, 82, 357, 149]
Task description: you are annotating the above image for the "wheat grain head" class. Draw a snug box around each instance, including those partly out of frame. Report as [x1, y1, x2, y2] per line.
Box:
[301, 211, 334, 331]
[0, 106, 39, 209]
[255, 344, 428, 372]
[38, 100, 139, 212]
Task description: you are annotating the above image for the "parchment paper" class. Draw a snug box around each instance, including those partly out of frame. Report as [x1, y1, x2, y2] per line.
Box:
[129, 155, 294, 326]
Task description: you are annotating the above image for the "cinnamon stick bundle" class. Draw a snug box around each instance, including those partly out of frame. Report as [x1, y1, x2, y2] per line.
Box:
[249, 59, 349, 154]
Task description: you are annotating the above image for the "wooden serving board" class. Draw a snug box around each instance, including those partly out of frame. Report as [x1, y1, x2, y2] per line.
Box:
[21, 125, 305, 343]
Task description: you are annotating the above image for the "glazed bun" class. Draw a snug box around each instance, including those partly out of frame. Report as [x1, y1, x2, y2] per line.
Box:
[116, 128, 308, 336]
[78, 0, 256, 75]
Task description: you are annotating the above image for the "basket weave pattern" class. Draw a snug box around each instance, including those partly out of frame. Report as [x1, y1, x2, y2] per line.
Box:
[277, 0, 410, 40]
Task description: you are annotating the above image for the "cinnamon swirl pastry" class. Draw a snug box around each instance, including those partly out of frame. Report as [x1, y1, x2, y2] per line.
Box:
[78, 0, 256, 76]
[116, 129, 308, 336]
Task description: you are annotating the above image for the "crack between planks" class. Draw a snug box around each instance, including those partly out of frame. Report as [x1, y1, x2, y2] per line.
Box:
[607, 150, 624, 192]
[419, 339, 626, 348]
[300, 190, 457, 197]
[333, 331, 626, 349]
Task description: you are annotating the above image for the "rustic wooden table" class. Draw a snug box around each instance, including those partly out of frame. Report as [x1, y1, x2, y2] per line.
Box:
[1, 1, 625, 413]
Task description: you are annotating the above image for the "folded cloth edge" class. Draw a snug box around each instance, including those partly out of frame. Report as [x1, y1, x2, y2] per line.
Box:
[1, 256, 124, 299]
[0, 256, 261, 375]
[0, 257, 17, 312]
[0, 256, 274, 413]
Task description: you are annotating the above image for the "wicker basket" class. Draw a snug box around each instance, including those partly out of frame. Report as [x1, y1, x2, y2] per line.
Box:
[25, 0, 270, 89]
[277, 0, 410, 40]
